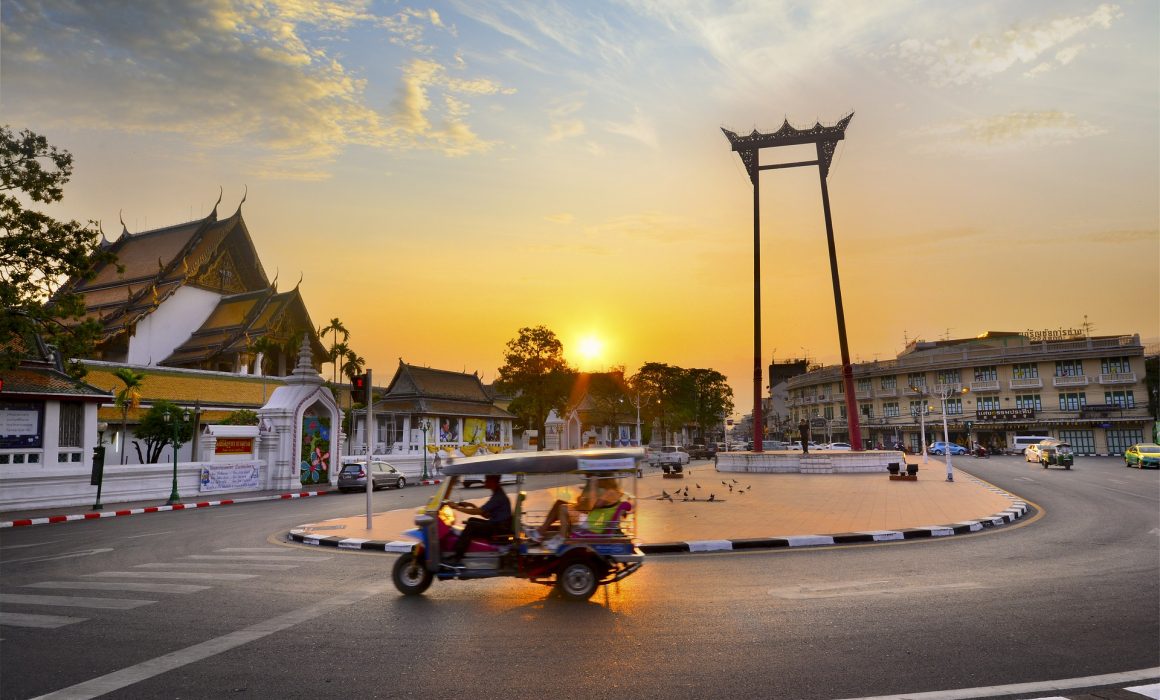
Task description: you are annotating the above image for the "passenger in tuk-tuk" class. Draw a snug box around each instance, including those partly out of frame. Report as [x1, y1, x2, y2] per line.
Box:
[446, 474, 512, 562]
[531, 477, 626, 540]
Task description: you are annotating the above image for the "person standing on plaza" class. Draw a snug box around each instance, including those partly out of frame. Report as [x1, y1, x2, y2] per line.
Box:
[798, 418, 811, 454]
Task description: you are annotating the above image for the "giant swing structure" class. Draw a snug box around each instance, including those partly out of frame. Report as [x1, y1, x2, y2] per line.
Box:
[722, 112, 862, 451]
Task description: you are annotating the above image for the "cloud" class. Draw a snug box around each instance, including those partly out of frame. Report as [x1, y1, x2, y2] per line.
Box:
[604, 109, 658, 148]
[917, 110, 1105, 155]
[885, 3, 1121, 86]
[546, 100, 587, 142]
[545, 213, 575, 224]
[1077, 229, 1158, 244]
[0, 0, 512, 178]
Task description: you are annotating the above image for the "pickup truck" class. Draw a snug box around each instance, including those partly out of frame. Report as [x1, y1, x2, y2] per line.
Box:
[652, 445, 690, 474]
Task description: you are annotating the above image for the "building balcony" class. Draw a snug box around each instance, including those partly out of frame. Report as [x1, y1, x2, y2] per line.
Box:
[902, 386, 924, 396]
[1009, 377, 1043, 390]
[876, 387, 897, 398]
[1098, 372, 1137, 385]
[969, 379, 1001, 393]
[934, 382, 964, 395]
[855, 390, 872, 400]
[1052, 375, 1089, 387]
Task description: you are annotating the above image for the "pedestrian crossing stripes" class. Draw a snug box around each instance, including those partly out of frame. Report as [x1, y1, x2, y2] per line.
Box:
[0, 547, 332, 631]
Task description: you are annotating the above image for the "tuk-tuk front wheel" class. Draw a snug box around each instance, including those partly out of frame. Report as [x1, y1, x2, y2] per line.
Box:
[392, 552, 433, 596]
[557, 560, 599, 601]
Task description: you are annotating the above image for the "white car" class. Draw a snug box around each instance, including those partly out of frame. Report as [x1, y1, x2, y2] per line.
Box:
[1024, 439, 1060, 463]
[825, 442, 852, 451]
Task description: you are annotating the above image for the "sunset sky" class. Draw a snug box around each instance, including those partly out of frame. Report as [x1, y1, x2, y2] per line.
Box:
[3, 1, 1157, 416]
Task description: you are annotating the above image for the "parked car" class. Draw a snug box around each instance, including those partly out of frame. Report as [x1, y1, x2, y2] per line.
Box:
[654, 445, 690, 474]
[1039, 443, 1074, 469]
[338, 461, 407, 492]
[1124, 443, 1160, 469]
[686, 444, 711, 460]
[1025, 439, 1061, 463]
[928, 441, 968, 456]
[824, 442, 852, 451]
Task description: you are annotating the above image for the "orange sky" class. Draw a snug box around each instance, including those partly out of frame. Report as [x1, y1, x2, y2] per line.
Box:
[3, 1, 1157, 416]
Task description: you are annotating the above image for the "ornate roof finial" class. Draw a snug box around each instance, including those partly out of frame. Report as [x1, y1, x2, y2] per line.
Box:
[239, 184, 247, 208]
[119, 209, 128, 236]
[211, 187, 223, 218]
[294, 272, 303, 289]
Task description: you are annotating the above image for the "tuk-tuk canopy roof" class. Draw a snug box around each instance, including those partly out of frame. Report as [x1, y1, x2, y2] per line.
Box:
[441, 448, 644, 476]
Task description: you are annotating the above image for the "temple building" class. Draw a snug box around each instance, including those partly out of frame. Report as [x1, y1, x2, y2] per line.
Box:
[57, 196, 324, 375]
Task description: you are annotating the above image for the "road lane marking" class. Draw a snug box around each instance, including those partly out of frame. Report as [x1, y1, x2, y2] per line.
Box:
[769, 580, 983, 600]
[1126, 682, 1160, 699]
[0, 539, 65, 550]
[124, 531, 175, 539]
[3, 548, 113, 565]
[25, 581, 210, 594]
[831, 666, 1160, 700]
[84, 571, 257, 581]
[1101, 486, 1159, 501]
[135, 562, 299, 571]
[0, 593, 154, 610]
[0, 612, 88, 629]
[182, 554, 330, 562]
[30, 580, 392, 700]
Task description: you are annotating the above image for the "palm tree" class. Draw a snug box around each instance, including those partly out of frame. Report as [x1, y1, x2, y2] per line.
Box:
[112, 367, 145, 465]
[341, 350, 365, 384]
[318, 318, 349, 382]
[329, 342, 350, 383]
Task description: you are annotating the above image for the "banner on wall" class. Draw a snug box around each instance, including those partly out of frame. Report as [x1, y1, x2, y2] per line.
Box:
[438, 416, 459, 443]
[300, 412, 331, 485]
[486, 419, 501, 442]
[199, 461, 262, 492]
[0, 401, 44, 449]
[464, 418, 486, 444]
[215, 437, 254, 455]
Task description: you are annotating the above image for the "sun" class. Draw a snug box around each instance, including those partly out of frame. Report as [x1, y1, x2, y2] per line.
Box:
[575, 335, 605, 370]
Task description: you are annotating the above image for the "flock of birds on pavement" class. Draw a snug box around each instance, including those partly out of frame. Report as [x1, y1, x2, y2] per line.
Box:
[657, 478, 751, 503]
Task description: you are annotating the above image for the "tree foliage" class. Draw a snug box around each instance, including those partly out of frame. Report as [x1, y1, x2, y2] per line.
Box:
[134, 401, 194, 464]
[0, 126, 118, 377]
[630, 363, 733, 444]
[586, 369, 634, 443]
[495, 326, 574, 447]
[112, 367, 145, 465]
[221, 409, 259, 426]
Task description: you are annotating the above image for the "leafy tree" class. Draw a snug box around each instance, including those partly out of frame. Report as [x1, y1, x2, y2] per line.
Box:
[318, 318, 349, 382]
[631, 362, 683, 444]
[340, 348, 365, 383]
[221, 409, 259, 426]
[113, 367, 145, 465]
[495, 326, 573, 449]
[686, 368, 734, 442]
[1, 126, 118, 377]
[586, 369, 633, 445]
[630, 364, 733, 445]
[133, 401, 194, 464]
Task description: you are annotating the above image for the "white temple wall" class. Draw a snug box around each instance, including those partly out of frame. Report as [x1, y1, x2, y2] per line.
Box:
[127, 286, 221, 366]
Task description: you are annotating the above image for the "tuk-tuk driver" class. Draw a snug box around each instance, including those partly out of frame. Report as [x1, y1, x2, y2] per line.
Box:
[447, 474, 512, 562]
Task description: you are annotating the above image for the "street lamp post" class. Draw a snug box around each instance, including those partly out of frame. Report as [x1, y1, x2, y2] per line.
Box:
[163, 409, 189, 505]
[91, 422, 108, 510]
[936, 385, 970, 483]
[420, 419, 431, 481]
[910, 386, 931, 464]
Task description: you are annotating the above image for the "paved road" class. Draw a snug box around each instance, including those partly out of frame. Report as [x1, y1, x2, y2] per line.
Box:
[0, 456, 1155, 699]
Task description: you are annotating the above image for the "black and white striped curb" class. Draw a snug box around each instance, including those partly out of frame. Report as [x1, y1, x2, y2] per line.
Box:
[287, 474, 1030, 555]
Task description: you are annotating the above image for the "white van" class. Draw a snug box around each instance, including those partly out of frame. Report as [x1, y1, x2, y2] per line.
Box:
[1012, 435, 1054, 455]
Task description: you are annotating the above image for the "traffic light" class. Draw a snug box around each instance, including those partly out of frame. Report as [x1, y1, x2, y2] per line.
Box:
[351, 374, 368, 405]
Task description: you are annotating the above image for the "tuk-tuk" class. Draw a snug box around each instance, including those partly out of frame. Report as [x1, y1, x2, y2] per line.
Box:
[391, 448, 645, 601]
[1041, 442, 1074, 469]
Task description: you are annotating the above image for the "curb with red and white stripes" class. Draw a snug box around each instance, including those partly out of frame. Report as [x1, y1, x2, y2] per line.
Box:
[0, 490, 333, 529]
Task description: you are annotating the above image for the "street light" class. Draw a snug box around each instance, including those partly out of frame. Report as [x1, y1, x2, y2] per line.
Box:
[936, 385, 970, 483]
[91, 422, 108, 510]
[420, 419, 431, 481]
[162, 409, 189, 505]
[909, 387, 931, 464]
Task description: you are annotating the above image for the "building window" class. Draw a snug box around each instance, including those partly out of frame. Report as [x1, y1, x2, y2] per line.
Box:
[1059, 393, 1086, 411]
[909, 400, 926, 416]
[907, 373, 926, 388]
[1012, 363, 1039, 379]
[860, 403, 873, 418]
[857, 378, 871, 393]
[1106, 429, 1144, 455]
[1058, 430, 1095, 455]
[883, 402, 900, 417]
[1100, 357, 1131, 374]
[1015, 394, 1042, 410]
[881, 376, 896, 390]
[839, 405, 847, 418]
[945, 398, 963, 415]
[974, 366, 997, 381]
[1104, 391, 1135, 408]
[1055, 360, 1083, 377]
[58, 402, 83, 448]
[824, 406, 834, 420]
[977, 396, 1000, 411]
[936, 369, 961, 384]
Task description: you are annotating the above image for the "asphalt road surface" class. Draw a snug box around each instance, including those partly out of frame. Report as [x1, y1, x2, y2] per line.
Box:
[0, 455, 1156, 699]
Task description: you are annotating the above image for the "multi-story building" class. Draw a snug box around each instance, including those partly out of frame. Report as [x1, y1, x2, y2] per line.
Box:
[784, 331, 1151, 456]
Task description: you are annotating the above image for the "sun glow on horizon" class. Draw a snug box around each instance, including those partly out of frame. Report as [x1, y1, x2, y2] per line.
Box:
[574, 334, 605, 371]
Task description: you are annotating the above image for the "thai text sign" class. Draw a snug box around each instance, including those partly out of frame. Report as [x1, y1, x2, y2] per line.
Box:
[976, 408, 1035, 421]
[215, 437, 254, 455]
[199, 461, 262, 493]
[1024, 328, 1084, 342]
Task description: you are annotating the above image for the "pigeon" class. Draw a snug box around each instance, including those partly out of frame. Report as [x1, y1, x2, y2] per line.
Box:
[661, 489, 670, 500]
[721, 480, 727, 486]
[746, 485, 752, 491]
[727, 484, 733, 492]
[695, 483, 701, 489]
[708, 493, 716, 502]
[732, 478, 739, 483]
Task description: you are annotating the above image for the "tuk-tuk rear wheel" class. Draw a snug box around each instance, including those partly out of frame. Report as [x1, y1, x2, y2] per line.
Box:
[557, 560, 598, 601]
[392, 552, 433, 595]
